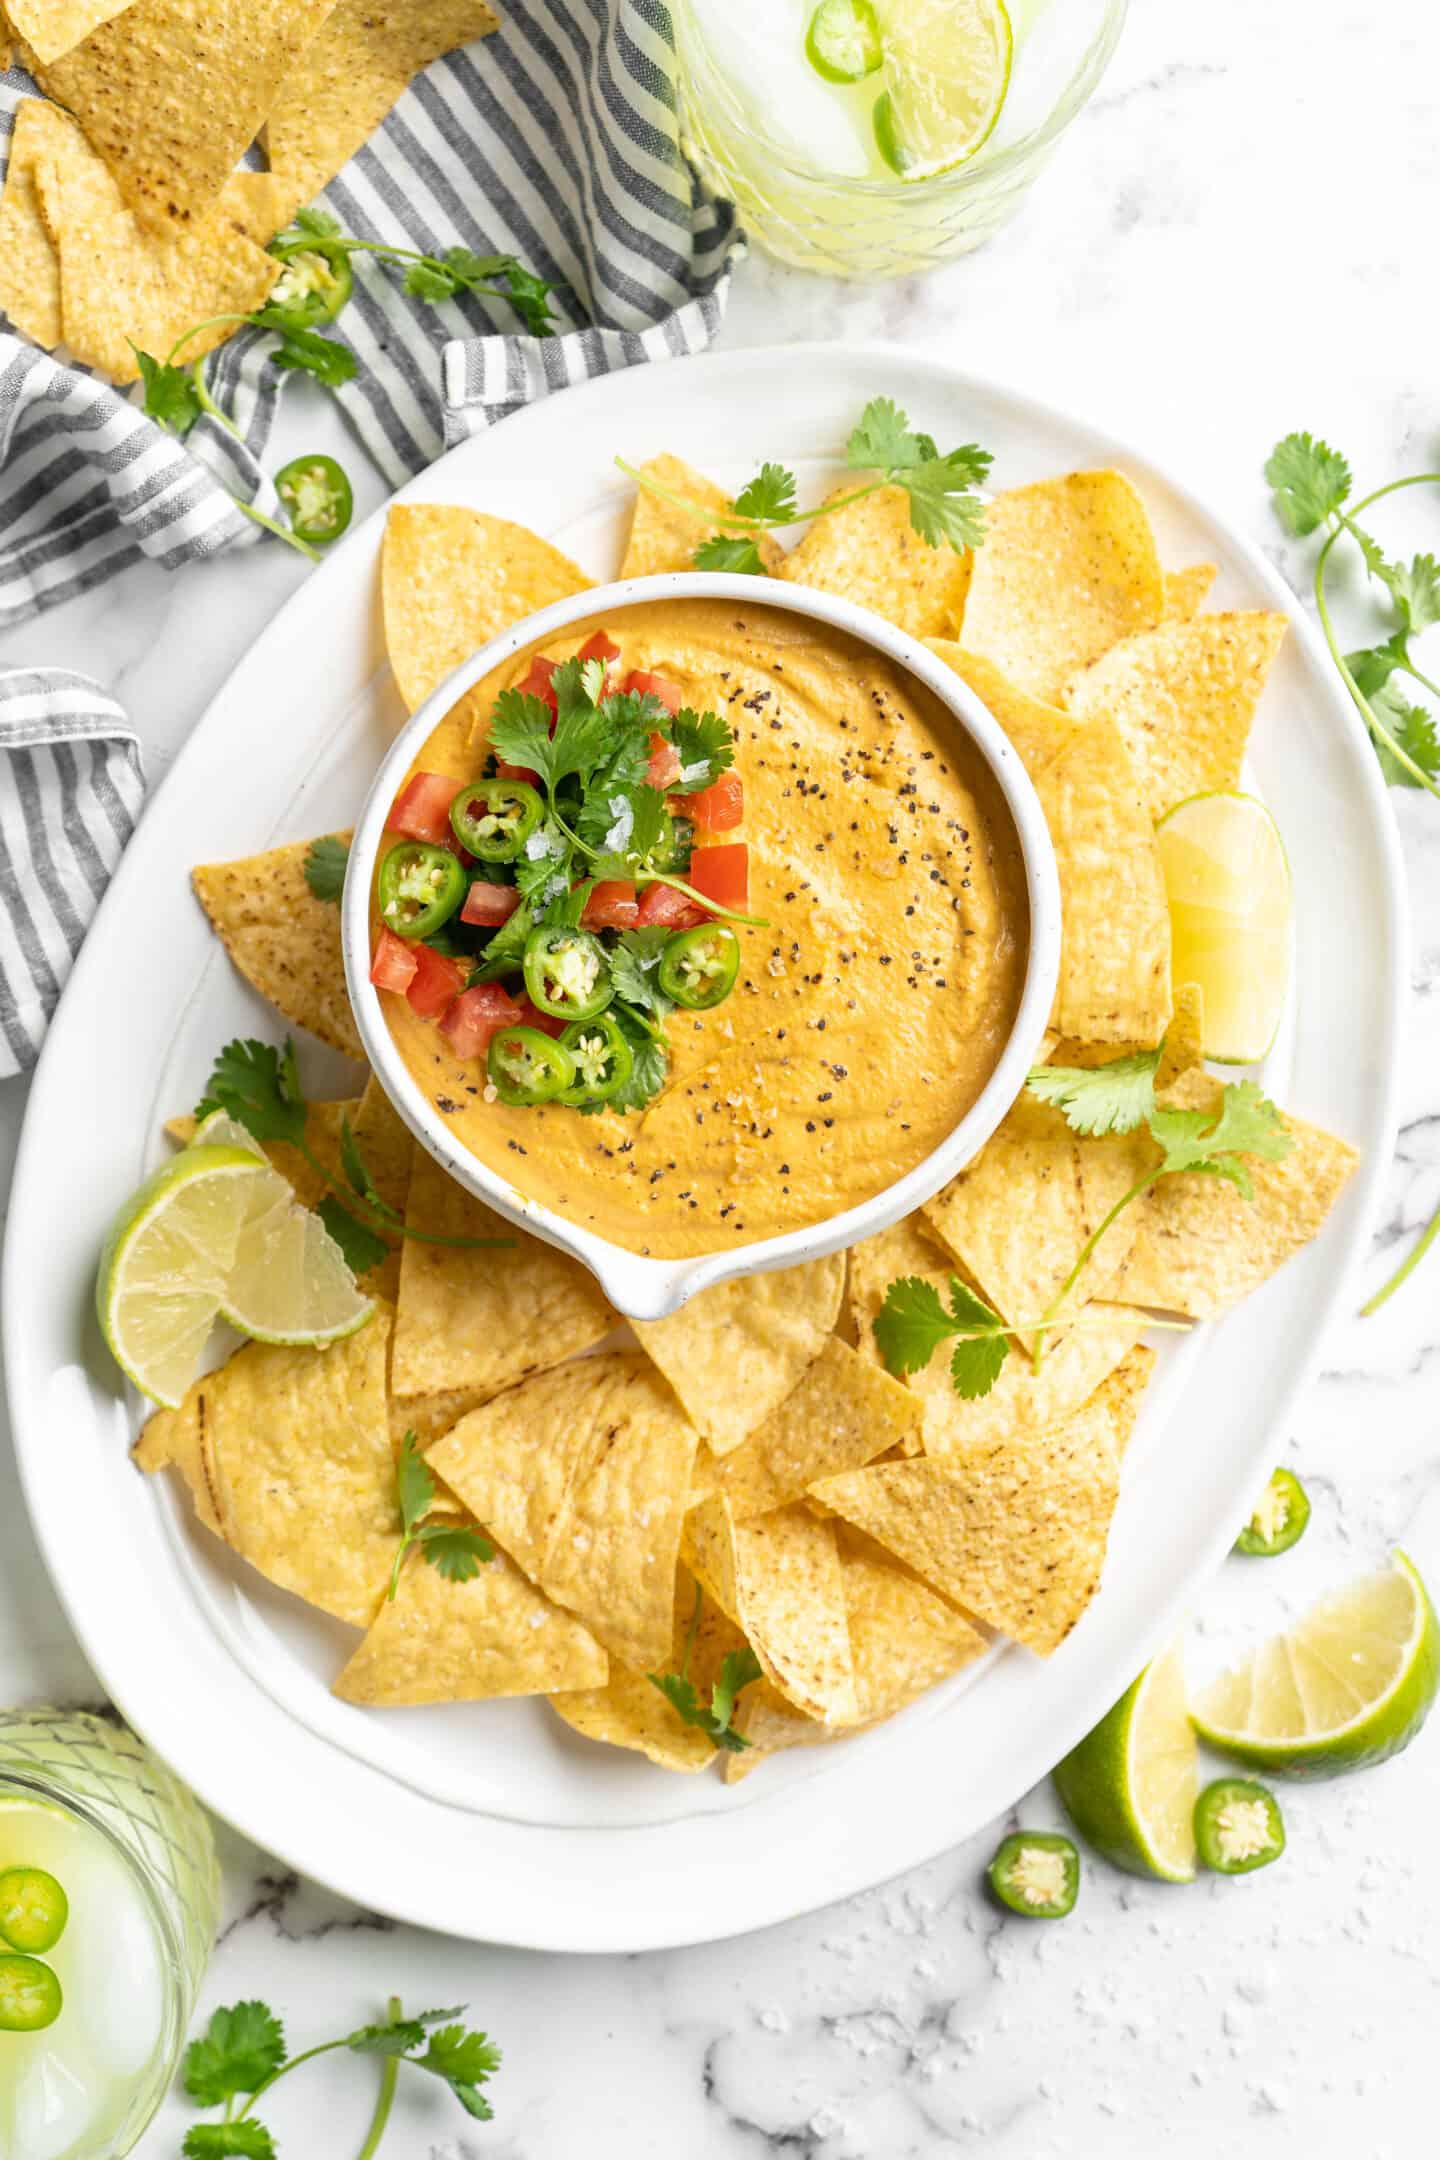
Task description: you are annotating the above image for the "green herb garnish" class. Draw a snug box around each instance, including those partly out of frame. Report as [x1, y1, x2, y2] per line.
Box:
[872, 1275, 1012, 1400]
[271, 208, 558, 336]
[387, 1435, 493, 1601]
[302, 834, 350, 902]
[648, 1584, 762, 1752]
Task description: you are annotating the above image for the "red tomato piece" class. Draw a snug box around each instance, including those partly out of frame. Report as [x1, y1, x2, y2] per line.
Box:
[582, 879, 640, 931]
[578, 631, 621, 666]
[492, 755, 542, 785]
[461, 880, 522, 927]
[516, 654, 560, 713]
[646, 731, 683, 790]
[625, 669, 682, 716]
[513, 994, 566, 1039]
[689, 843, 749, 916]
[635, 881, 702, 931]
[439, 982, 523, 1061]
[405, 943, 467, 1019]
[389, 771, 462, 846]
[369, 927, 418, 994]
[685, 772, 743, 832]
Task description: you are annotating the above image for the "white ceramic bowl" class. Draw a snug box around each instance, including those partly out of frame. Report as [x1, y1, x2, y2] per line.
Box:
[342, 572, 1061, 1318]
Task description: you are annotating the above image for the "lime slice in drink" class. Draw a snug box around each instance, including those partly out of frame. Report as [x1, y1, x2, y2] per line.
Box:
[1191, 1552, 1440, 1778]
[871, 0, 1013, 180]
[806, 0, 884, 81]
[1051, 1639, 1198, 1881]
[1155, 791, 1291, 1065]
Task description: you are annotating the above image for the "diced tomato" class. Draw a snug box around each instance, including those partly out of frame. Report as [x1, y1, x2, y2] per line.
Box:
[685, 772, 743, 832]
[646, 731, 683, 789]
[492, 755, 542, 785]
[578, 631, 621, 666]
[389, 771, 461, 845]
[516, 654, 559, 713]
[582, 879, 640, 931]
[635, 881, 702, 931]
[461, 880, 522, 927]
[625, 669, 682, 716]
[369, 927, 418, 994]
[405, 943, 467, 1019]
[688, 843, 749, 917]
[439, 982, 523, 1061]
[513, 993, 566, 1039]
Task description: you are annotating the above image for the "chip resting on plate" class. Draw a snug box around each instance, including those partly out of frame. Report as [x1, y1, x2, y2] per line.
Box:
[925, 643, 1084, 782]
[192, 836, 363, 1059]
[918, 1299, 1153, 1458]
[0, 98, 69, 349]
[711, 1335, 923, 1519]
[686, 1496, 857, 1725]
[1163, 563, 1218, 622]
[846, 1214, 962, 1365]
[549, 1567, 748, 1773]
[621, 453, 785, 580]
[780, 483, 972, 640]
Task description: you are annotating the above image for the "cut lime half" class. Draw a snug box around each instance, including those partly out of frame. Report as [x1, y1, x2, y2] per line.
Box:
[1191, 1552, 1440, 1778]
[1155, 791, 1291, 1065]
[1051, 1638, 1198, 1881]
[872, 0, 1013, 180]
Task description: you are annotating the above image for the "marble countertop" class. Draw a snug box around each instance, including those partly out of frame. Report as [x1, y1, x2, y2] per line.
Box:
[3, 0, 1439, 2151]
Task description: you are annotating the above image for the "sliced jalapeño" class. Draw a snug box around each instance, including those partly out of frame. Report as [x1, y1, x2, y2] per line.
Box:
[275, 453, 353, 546]
[263, 241, 354, 330]
[0, 1954, 62, 2033]
[1194, 1780, 1286, 1875]
[0, 1868, 68, 1956]
[558, 1013, 635, 1106]
[522, 925, 614, 1022]
[487, 1025, 575, 1106]
[1235, 1467, 1310, 1556]
[450, 777, 544, 862]
[377, 841, 467, 940]
[987, 1832, 1079, 1919]
[659, 923, 740, 1010]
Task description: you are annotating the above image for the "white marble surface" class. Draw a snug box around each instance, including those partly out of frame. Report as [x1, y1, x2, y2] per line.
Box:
[4, 0, 1440, 2150]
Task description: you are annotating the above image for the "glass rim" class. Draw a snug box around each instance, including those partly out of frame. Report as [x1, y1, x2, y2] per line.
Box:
[673, 0, 1131, 199]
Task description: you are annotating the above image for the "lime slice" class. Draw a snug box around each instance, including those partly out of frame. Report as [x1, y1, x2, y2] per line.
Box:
[806, 0, 883, 82]
[871, 0, 1013, 181]
[1051, 1638, 1198, 1881]
[1155, 791, 1291, 1065]
[1191, 1552, 1440, 1777]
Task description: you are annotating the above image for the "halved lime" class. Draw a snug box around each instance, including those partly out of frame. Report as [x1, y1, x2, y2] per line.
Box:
[871, 0, 1013, 181]
[1051, 1638, 1198, 1881]
[806, 0, 883, 82]
[1191, 1552, 1440, 1778]
[1155, 791, 1291, 1065]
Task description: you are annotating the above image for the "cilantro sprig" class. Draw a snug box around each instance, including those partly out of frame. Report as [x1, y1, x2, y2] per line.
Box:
[388, 1434, 493, 1600]
[180, 1994, 500, 2158]
[648, 1583, 762, 1752]
[618, 396, 991, 576]
[271, 208, 558, 336]
[873, 1276, 1013, 1400]
[303, 834, 350, 902]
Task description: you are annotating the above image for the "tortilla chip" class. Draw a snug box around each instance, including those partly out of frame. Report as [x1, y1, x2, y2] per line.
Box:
[1110, 1074, 1359, 1319]
[1164, 564, 1217, 622]
[387, 1387, 491, 1458]
[957, 469, 1165, 701]
[1088, 1345, 1156, 1457]
[7, 0, 135, 64]
[926, 643, 1085, 783]
[712, 1336, 922, 1519]
[36, 0, 342, 234]
[192, 837, 362, 1060]
[1043, 981, 1204, 1092]
[846, 1214, 957, 1364]
[266, 0, 498, 204]
[686, 1497, 856, 1723]
[381, 505, 592, 743]
[548, 1567, 746, 1772]
[921, 1303, 1153, 1458]
[620, 453, 785, 580]
[217, 168, 298, 249]
[134, 1310, 398, 1628]
[390, 1146, 614, 1399]
[333, 1542, 606, 1706]
[1036, 711, 1172, 1044]
[1062, 613, 1289, 821]
[0, 100, 71, 348]
[780, 484, 971, 640]
[632, 1253, 845, 1457]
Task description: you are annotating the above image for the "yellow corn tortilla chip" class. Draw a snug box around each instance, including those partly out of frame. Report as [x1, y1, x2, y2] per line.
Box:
[387, 1386, 494, 1459]
[7, 0, 135, 64]
[1043, 981, 1204, 1092]
[925, 643, 1085, 783]
[0, 100, 73, 349]
[632, 1253, 845, 1456]
[1164, 563, 1217, 622]
[1110, 1073, 1359, 1319]
[192, 836, 362, 1060]
[548, 1568, 746, 1772]
[333, 1542, 607, 1706]
[780, 483, 971, 640]
[217, 168, 298, 249]
[1035, 711, 1172, 1044]
[349, 1076, 413, 1215]
[920, 1303, 1154, 1458]
[1, 9, 12, 69]
[134, 1309, 398, 1628]
[429, 1353, 698, 1671]
[957, 469, 1165, 701]
[36, 0, 342, 233]
[390, 1145, 614, 1399]
[381, 505, 593, 744]
[712, 1336, 923, 1519]
[1062, 613, 1289, 821]
[266, 0, 498, 204]
[846, 1214, 957, 1365]
[686, 1496, 857, 1724]
[619, 453, 785, 580]
[1088, 1344, 1156, 1457]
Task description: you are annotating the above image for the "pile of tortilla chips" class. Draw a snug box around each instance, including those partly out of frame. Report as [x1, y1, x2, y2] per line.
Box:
[0, 0, 497, 383]
[136, 448, 1358, 1781]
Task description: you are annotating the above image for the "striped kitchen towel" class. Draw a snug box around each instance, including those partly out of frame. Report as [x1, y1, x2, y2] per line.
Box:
[0, 671, 144, 1077]
[0, 0, 742, 629]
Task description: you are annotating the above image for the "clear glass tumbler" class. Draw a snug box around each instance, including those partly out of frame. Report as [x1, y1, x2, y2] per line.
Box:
[0, 1709, 220, 2160]
[673, 0, 1130, 280]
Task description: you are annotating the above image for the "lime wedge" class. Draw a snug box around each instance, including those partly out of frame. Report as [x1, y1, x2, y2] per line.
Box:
[1051, 1639, 1198, 1881]
[871, 0, 1013, 180]
[1191, 1552, 1440, 1777]
[1155, 791, 1291, 1065]
[806, 0, 883, 82]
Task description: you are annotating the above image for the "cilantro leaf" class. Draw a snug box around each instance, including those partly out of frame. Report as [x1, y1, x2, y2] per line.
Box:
[196, 1038, 307, 1148]
[468, 900, 535, 981]
[903, 454, 990, 552]
[284, 207, 342, 242]
[1380, 551, 1440, 637]
[131, 345, 202, 435]
[182, 2123, 276, 2160]
[609, 928, 675, 1019]
[488, 691, 558, 784]
[338, 1119, 401, 1224]
[1265, 432, 1352, 535]
[732, 462, 797, 524]
[669, 708, 736, 792]
[584, 782, 670, 878]
[302, 834, 349, 902]
[872, 1275, 1010, 1399]
[708, 1648, 763, 1746]
[316, 1194, 389, 1278]
[183, 2002, 287, 2106]
[1371, 682, 1440, 787]
[950, 1327, 1010, 1401]
[269, 326, 357, 385]
[1346, 639, 1405, 700]
[346, 2005, 465, 2057]
[694, 535, 769, 576]
[604, 1004, 669, 1113]
[1026, 1048, 1161, 1137]
[419, 1523, 495, 1583]
[846, 395, 924, 472]
[1150, 1079, 1291, 1181]
[396, 1433, 436, 1534]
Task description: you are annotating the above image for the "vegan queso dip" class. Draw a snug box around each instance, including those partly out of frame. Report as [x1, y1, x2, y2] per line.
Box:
[374, 598, 1028, 1258]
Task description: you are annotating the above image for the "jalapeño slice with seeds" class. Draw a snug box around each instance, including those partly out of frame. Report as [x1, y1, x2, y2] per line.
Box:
[264, 239, 354, 329]
[559, 1013, 635, 1106]
[987, 1831, 1079, 1918]
[275, 453, 353, 545]
[805, 0, 883, 82]
[659, 923, 741, 1011]
[1194, 1779, 1285, 1874]
[1235, 1467, 1311, 1556]
[0, 1953, 62, 2033]
[450, 777, 544, 862]
[488, 1025, 576, 1106]
[0, 1867, 68, 1956]
[378, 841, 467, 941]
[522, 925, 614, 1022]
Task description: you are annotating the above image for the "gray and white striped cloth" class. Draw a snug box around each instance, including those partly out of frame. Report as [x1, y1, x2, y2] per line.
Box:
[0, 0, 741, 1069]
